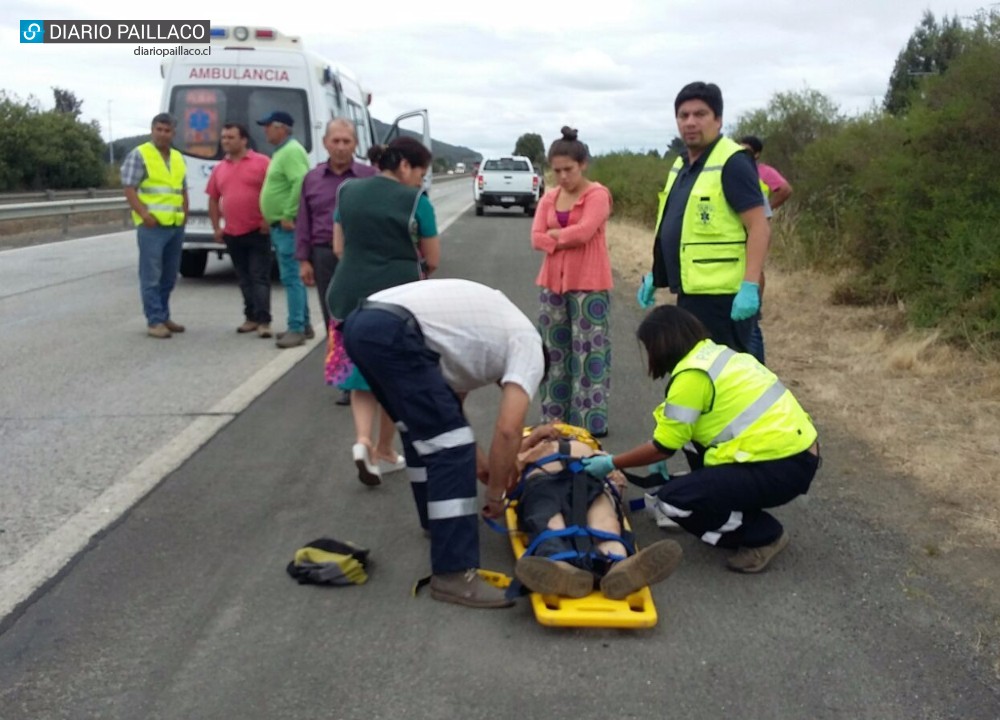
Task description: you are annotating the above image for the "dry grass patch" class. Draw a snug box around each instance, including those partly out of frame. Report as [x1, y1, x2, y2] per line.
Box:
[607, 217, 1000, 550]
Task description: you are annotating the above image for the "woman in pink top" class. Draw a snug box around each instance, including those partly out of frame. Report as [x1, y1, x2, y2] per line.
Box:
[530, 127, 613, 437]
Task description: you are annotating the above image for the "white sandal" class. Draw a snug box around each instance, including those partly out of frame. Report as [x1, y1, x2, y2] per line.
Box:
[352, 443, 382, 486]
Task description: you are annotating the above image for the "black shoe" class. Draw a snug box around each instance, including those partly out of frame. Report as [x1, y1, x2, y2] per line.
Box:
[335, 390, 351, 406]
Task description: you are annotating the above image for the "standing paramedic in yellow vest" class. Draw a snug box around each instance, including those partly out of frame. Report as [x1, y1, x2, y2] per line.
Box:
[121, 113, 189, 339]
[637, 82, 769, 363]
[580, 306, 819, 573]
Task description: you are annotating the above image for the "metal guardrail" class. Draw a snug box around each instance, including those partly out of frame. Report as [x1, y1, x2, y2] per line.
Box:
[0, 197, 129, 236]
[0, 175, 471, 236]
[0, 188, 122, 205]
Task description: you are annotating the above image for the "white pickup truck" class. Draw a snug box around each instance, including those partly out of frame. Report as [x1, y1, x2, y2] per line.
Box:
[474, 155, 540, 216]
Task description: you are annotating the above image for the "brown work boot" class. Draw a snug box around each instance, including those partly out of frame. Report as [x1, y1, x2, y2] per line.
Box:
[727, 532, 790, 574]
[147, 323, 172, 339]
[429, 569, 514, 609]
[600, 539, 683, 600]
[163, 320, 185, 333]
[237, 320, 258, 333]
[515, 556, 593, 598]
[256, 323, 273, 338]
[275, 331, 306, 349]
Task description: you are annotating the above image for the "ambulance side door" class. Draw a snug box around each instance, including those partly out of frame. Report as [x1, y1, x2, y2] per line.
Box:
[381, 110, 432, 190]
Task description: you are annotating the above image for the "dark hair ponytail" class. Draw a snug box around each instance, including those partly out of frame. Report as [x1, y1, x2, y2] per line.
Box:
[547, 126, 589, 163]
[368, 136, 431, 171]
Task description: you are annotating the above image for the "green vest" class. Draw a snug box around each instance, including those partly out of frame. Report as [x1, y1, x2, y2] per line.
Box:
[659, 340, 817, 465]
[133, 142, 186, 226]
[654, 137, 748, 294]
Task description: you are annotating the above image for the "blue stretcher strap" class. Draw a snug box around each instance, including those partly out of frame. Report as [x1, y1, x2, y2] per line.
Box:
[523, 525, 635, 559]
[483, 514, 513, 535]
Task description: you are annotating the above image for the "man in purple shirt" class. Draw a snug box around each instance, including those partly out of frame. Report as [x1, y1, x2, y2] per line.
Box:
[296, 118, 376, 330]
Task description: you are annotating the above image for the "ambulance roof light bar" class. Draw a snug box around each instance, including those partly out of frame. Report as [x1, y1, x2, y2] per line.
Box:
[210, 26, 301, 47]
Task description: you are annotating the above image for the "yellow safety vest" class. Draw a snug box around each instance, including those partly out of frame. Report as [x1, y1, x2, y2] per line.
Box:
[133, 142, 186, 226]
[656, 340, 817, 465]
[654, 137, 748, 294]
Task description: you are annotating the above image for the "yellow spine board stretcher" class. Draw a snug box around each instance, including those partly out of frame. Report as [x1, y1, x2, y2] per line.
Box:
[501, 423, 659, 629]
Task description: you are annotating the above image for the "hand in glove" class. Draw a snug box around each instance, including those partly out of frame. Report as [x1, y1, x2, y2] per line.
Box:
[636, 272, 656, 309]
[581, 454, 616, 478]
[730, 281, 760, 321]
[647, 460, 670, 482]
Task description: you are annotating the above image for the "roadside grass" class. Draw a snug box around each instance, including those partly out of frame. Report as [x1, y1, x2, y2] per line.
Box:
[607, 217, 1000, 551]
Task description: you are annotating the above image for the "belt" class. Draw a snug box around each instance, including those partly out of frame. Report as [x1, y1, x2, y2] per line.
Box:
[358, 300, 421, 334]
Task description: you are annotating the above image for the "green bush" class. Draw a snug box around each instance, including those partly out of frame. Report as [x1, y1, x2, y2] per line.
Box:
[588, 151, 674, 225]
[791, 37, 1000, 346]
[0, 91, 106, 191]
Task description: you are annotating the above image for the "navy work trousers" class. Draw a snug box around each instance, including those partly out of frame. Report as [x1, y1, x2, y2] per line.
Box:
[656, 447, 819, 548]
[677, 293, 763, 364]
[343, 305, 480, 574]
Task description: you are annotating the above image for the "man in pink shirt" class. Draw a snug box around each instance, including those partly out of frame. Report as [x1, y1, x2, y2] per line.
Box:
[739, 135, 793, 211]
[207, 123, 272, 336]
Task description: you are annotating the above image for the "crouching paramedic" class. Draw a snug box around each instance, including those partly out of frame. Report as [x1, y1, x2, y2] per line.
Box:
[342, 279, 545, 609]
[580, 305, 819, 573]
[513, 423, 683, 600]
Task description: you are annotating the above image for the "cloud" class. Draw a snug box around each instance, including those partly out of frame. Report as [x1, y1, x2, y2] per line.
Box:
[539, 49, 636, 91]
[0, 0, 993, 160]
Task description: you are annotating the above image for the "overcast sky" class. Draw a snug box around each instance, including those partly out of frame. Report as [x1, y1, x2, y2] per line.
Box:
[1, 1, 994, 158]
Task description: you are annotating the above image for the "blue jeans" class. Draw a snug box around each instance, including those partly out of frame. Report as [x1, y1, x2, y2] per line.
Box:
[136, 224, 184, 326]
[270, 225, 309, 332]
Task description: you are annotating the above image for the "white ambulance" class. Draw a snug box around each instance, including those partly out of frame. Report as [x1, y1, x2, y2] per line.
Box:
[160, 25, 430, 277]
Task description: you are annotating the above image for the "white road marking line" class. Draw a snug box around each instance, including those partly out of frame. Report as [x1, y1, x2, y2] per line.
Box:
[0, 341, 314, 622]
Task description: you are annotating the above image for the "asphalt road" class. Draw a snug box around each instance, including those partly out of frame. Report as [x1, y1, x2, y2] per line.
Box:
[1, 199, 998, 719]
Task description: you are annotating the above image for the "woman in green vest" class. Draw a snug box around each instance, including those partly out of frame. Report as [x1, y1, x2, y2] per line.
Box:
[325, 137, 441, 487]
[580, 305, 819, 573]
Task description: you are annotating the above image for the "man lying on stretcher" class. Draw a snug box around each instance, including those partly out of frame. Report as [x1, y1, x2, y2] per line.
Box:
[512, 423, 683, 600]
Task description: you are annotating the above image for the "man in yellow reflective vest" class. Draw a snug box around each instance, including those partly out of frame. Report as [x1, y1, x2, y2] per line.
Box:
[637, 82, 770, 363]
[122, 113, 189, 339]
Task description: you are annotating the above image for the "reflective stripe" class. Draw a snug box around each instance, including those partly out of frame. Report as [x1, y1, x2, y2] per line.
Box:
[395, 421, 409, 433]
[140, 185, 183, 194]
[144, 203, 182, 212]
[701, 511, 744, 545]
[710, 381, 787, 446]
[706, 348, 735, 380]
[701, 164, 725, 172]
[654, 499, 692, 518]
[412, 426, 475, 456]
[663, 403, 701, 424]
[427, 496, 478, 520]
[683, 441, 698, 453]
[406, 466, 427, 484]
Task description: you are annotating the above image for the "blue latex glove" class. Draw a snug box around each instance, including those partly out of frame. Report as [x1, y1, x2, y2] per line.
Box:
[647, 461, 670, 482]
[731, 281, 761, 321]
[581, 454, 616, 478]
[636, 272, 656, 309]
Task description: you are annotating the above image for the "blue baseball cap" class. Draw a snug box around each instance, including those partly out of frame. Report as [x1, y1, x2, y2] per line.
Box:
[256, 110, 294, 127]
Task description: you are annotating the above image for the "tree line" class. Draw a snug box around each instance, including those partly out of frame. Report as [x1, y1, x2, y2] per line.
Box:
[0, 88, 106, 191]
[566, 8, 999, 352]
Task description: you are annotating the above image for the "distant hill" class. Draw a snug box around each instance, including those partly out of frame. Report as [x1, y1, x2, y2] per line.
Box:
[371, 118, 481, 168]
[109, 122, 481, 169]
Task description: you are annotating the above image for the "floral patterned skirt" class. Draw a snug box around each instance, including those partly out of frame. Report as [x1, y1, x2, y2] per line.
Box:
[537, 289, 611, 436]
[324, 318, 371, 392]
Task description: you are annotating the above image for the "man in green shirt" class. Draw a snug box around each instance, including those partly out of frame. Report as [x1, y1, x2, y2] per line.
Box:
[258, 111, 312, 348]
